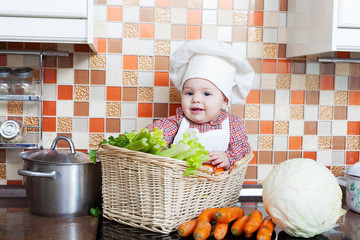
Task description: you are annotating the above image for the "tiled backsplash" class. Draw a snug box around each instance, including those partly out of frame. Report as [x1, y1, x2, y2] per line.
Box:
[0, 0, 359, 185]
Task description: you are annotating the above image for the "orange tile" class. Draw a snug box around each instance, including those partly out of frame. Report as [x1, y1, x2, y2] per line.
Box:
[138, 103, 153, 117]
[43, 101, 56, 116]
[346, 151, 360, 165]
[243, 181, 257, 185]
[277, 59, 291, 74]
[90, 118, 104, 133]
[290, 90, 305, 104]
[8, 42, 23, 50]
[96, 38, 106, 53]
[43, 117, 56, 132]
[303, 151, 316, 160]
[106, 87, 121, 101]
[6, 181, 23, 186]
[140, 24, 155, 39]
[0, 55, 6, 66]
[58, 85, 73, 100]
[74, 44, 91, 52]
[260, 121, 274, 134]
[187, 9, 202, 24]
[123, 55, 138, 70]
[349, 91, 360, 105]
[262, 59, 276, 73]
[154, 72, 169, 86]
[347, 121, 360, 135]
[289, 136, 302, 150]
[25, 43, 41, 50]
[187, 25, 201, 40]
[249, 151, 258, 164]
[248, 11, 263, 26]
[107, 6, 122, 21]
[170, 103, 181, 115]
[336, 51, 350, 58]
[156, 0, 170, 7]
[43, 69, 57, 84]
[246, 89, 260, 104]
[320, 76, 334, 90]
[219, 0, 233, 9]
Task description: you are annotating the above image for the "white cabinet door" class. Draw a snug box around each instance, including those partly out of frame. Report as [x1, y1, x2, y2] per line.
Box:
[338, 0, 360, 27]
[0, 0, 87, 18]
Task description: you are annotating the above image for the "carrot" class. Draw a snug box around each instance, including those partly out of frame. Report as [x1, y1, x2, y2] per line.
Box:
[213, 222, 228, 240]
[214, 207, 244, 223]
[244, 210, 263, 238]
[197, 208, 218, 223]
[193, 221, 212, 240]
[214, 167, 224, 173]
[201, 164, 224, 174]
[231, 215, 250, 236]
[177, 219, 197, 237]
[256, 216, 276, 240]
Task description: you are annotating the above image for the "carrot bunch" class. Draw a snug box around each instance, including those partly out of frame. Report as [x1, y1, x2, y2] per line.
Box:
[177, 207, 276, 240]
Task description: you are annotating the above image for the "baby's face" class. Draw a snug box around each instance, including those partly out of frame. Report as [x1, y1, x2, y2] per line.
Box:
[181, 78, 228, 124]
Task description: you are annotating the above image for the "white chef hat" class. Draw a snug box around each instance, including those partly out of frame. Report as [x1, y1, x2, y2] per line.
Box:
[169, 40, 255, 104]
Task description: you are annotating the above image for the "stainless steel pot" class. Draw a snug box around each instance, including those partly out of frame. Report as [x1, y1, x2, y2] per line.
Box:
[18, 136, 101, 217]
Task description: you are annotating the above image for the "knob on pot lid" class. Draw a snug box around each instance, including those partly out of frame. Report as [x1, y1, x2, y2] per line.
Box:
[349, 162, 360, 177]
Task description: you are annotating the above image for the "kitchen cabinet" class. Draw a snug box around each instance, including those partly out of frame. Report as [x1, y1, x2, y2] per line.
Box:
[0, 0, 95, 52]
[287, 0, 360, 57]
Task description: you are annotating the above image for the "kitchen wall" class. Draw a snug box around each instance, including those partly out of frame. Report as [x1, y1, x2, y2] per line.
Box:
[0, 0, 359, 185]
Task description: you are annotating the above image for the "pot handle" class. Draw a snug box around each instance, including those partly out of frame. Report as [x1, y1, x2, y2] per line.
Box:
[50, 135, 76, 154]
[337, 176, 347, 187]
[18, 169, 56, 179]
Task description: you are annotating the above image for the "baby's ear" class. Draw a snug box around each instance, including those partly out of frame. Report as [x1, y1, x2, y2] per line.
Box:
[222, 96, 229, 110]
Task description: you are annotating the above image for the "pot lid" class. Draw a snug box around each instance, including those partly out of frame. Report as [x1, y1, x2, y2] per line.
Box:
[348, 162, 360, 177]
[19, 136, 95, 164]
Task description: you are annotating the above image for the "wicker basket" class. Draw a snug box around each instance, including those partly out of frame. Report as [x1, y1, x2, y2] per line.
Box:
[98, 144, 253, 234]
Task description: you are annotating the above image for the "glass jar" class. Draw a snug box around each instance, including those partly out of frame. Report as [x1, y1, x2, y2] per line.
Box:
[13, 67, 35, 95]
[0, 67, 13, 95]
[0, 120, 27, 143]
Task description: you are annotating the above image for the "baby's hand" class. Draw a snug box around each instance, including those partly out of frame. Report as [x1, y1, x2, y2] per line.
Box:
[207, 151, 230, 171]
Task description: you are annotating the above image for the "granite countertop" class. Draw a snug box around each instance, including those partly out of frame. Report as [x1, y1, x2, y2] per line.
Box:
[0, 197, 358, 240]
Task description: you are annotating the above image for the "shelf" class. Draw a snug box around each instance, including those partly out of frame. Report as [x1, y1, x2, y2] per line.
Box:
[0, 95, 41, 101]
[0, 143, 38, 149]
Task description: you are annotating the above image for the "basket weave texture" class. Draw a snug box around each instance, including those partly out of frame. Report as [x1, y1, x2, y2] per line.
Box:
[98, 144, 253, 234]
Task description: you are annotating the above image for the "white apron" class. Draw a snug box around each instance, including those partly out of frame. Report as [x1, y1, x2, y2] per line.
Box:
[173, 117, 230, 152]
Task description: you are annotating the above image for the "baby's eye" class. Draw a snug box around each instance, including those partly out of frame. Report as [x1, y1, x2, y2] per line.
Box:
[204, 92, 211, 96]
[184, 91, 193, 96]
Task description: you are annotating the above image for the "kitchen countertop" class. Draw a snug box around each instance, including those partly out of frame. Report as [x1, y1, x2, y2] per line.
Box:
[0, 197, 358, 240]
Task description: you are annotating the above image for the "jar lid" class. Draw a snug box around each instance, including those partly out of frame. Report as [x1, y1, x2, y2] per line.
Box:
[14, 67, 33, 78]
[0, 67, 12, 78]
[349, 162, 360, 177]
[0, 120, 20, 139]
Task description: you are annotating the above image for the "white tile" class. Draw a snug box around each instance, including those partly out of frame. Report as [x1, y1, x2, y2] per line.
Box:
[289, 120, 304, 135]
[217, 26, 232, 42]
[203, 0, 217, 8]
[42, 132, 57, 149]
[264, 0, 279, 11]
[263, 28, 277, 43]
[107, 0, 122, 5]
[332, 120, 347, 136]
[290, 74, 306, 90]
[107, 22, 123, 38]
[251, 74, 261, 89]
[106, 69, 123, 86]
[203, 10, 217, 25]
[90, 86, 105, 101]
[316, 151, 332, 166]
[319, 91, 334, 105]
[121, 118, 136, 133]
[106, 54, 123, 70]
[139, 40, 154, 55]
[122, 38, 139, 55]
[139, 0, 153, 6]
[6, 149, 23, 180]
[24, 55, 40, 68]
[277, 28, 286, 44]
[247, 135, 258, 150]
[257, 165, 274, 181]
[121, 103, 137, 117]
[93, 20, 107, 38]
[72, 133, 89, 149]
[122, 6, 139, 22]
[24, 102, 40, 116]
[202, 25, 218, 40]
[218, 10, 233, 25]
[247, 42, 262, 58]
[350, 52, 360, 58]
[278, 12, 287, 28]
[302, 135, 318, 151]
[232, 42, 247, 57]
[318, 121, 331, 135]
[273, 135, 288, 150]
[263, 12, 279, 28]
[348, 106, 360, 121]
[56, 100, 74, 117]
[306, 62, 320, 75]
[94, 5, 107, 21]
[73, 118, 89, 133]
[274, 104, 290, 120]
[138, 72, 154, 86]
[260, 105, 274, 120]
[27, 132, 39, 144]
[57, 69, 74, 85]
[260, 74, 277, 89]
[275, 90, 290, 104]
[155, 23, 171, 40]
[137, 118, 154, 129]
[334, 76, 348, 90]
[153, 87, 170, 102]
[170, 8, 187, 24]
[89, 101, 106, 117]
[304, 105, 318, 120]
[73, 53, 89, 69]
[6, 55, 23, 68]
[234, 0, 249, 10]
[332, 151, 345, 165]
[43, 84, 57, 101]
[170, 40, 185, 55]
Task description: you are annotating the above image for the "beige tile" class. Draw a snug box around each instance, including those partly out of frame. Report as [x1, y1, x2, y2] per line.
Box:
[334, 91, 348, 105]
[89, 134, 104, 149]
[41, 43, 57, 51]
[263, 12, 279, 27]
[106, 102, 121, 117]
[123, 71, 138, 86]
[335, 63, 350, 76]
[170, 88, 181, 103]
[306, 54, 321, 61]
[259, 136, 273, 150]
[306, 75, 320, 90]
[331, 166, 344, 177]
[90, 54, 106, 69]
[350, 63, 360, 76]
[155, 8, 170, 23]
[123, 0, 139, 5]
[263, 43, 277, 58]
[274, 121, 289, 135]
[290, 105, 304, 120]
[24, 117, 39, 132]
[245, 105, 260, 119]
[233, 11, 248, 26]
[57, 117, 72, 133]
[248, 28, 262, 42]
[276, 74, 290, 89]
[187, 0, 202, 8]
[74, 86, 89, 101]
[346, 136, 360, 150]
[123, 23, 139, 38]
[319, 106, 333, 120]
[155, 40, 170, 55]
[138, 87, 153, 102]
[8, 101, 23, 115]
[318, 136, 331, 150]
[139, 56, 154, 71]
[0, 165, 5, 179]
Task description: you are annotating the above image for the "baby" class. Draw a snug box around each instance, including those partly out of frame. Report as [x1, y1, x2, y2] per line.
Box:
[147, 40, 254, 170]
